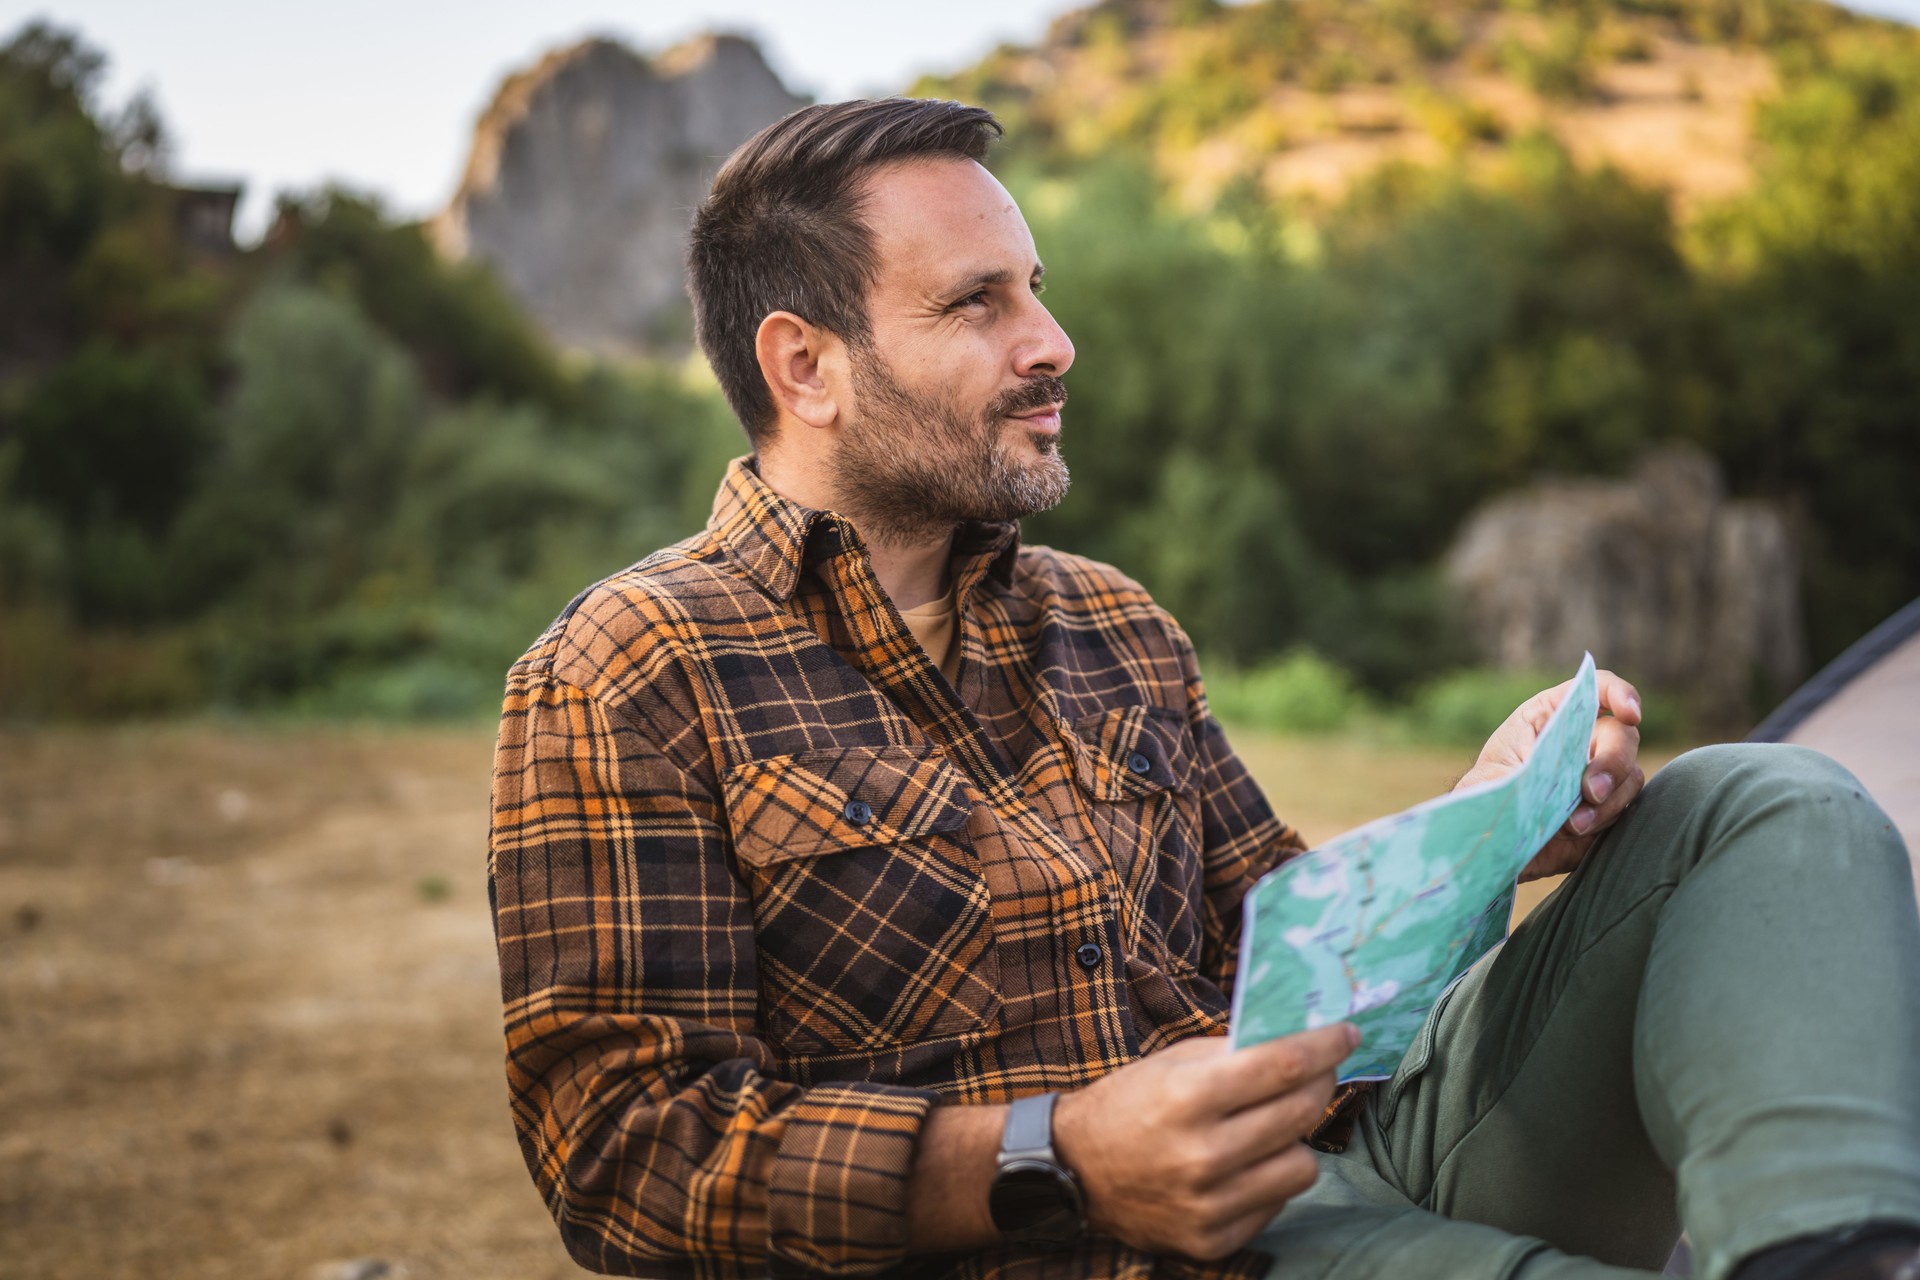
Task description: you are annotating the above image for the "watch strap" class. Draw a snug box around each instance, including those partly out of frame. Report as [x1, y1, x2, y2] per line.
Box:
[990, 1091, 1085, 1245]
[1001, 1091, 1058, 1161]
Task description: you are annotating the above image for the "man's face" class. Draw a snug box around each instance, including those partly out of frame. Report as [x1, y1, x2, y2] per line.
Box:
[826, 157, 1075, 545]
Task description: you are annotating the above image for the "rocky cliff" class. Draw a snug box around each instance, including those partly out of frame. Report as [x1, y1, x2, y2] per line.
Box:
[1445, 448, 1804, 729]
[432, 34, 805, 353]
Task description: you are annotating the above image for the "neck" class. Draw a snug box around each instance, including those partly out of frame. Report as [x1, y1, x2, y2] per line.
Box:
[862, 532, 954, 612]
[755, 447, 955, 612]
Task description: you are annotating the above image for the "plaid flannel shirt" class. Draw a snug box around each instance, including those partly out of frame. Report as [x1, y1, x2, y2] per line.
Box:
[489, 457, 1359, 1279]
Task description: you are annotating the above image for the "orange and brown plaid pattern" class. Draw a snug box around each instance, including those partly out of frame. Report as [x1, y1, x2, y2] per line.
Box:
[489, 457, 1341, 1279]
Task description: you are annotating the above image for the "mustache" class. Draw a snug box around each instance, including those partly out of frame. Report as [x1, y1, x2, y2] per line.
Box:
[988, 377, 1068, 419]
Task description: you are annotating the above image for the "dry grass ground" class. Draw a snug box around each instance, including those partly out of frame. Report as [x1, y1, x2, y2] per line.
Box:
[0, 722, 1675, 1278]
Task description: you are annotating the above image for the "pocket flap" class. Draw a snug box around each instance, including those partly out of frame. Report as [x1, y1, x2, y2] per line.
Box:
[1068, 705, 1197, 801]
[724, 745, 972, 867]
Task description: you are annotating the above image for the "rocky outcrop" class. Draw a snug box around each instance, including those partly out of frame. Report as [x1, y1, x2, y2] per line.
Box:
[432, 34, 805, 353]
[1444, 448, 1803, 727]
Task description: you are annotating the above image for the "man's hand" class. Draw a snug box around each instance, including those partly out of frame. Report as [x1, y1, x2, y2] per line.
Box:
[1455, 667, 1646, 882]
[1050, 1023, 1356, 1261]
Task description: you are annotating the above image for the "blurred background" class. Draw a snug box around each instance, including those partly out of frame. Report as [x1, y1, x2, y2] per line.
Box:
[3, 0, 1918, 1275]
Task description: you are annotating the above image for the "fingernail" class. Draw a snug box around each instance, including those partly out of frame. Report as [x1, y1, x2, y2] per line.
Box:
[1587, 771, 1614, 803]
[1345, 1023, 1362, 1049]
[1626, 696, 1641, 719]
[1569, 805, 1596, 834]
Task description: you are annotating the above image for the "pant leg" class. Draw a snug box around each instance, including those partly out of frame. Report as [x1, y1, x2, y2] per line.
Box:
[1359, 743, 1920, 1280]
[1254, 1115, 1656, 1280]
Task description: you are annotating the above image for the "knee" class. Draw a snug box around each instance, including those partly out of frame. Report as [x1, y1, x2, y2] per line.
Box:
[1655, 741, 1857, 800]
[1648, 742, 1897, 857]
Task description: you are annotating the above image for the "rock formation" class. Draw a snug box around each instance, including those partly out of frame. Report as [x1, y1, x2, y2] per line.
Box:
[1444, 447, 1804, 728]
[432, 34, 806, 353]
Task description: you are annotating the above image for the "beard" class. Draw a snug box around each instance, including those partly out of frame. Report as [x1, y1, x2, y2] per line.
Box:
[827, 341, 1071, 547]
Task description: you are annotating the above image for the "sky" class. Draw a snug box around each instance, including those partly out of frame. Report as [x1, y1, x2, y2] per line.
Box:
[8, 0, 1920, 242]
[3, 0, 1071, 240]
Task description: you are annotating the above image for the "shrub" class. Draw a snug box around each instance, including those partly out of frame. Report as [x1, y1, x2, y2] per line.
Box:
[1499, 19, 1598, 101]
[1205, 649, 1369, 735]
[0, 604, 204, 719]
[8, 340, 210, 539]
[1406, 91, 1506, 152]
[1404, 667, 1559, 748]
[1400, 666, 1688, 749]
[294, 655, 504, 722]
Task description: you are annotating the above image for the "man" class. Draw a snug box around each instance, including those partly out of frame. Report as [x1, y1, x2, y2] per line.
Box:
[488, 98, 1920, 1280]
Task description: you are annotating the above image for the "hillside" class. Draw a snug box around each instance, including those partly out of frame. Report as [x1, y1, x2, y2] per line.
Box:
[916, 0, 1908, 214]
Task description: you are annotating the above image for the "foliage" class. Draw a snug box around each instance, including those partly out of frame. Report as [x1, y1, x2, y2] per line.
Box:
[1498, 16, 1601, 100]
[1015, 146, 1688, 689]
[0, 22, 124, 259]
[7, 341, 211, 625]
[171, 285, 740, 714]
[1689, 26, 1920, 660]
[915, 0, 1872, 193]
[1394, 664, 1689, 747]
[270, 188, 569, 409]
[5, 9, 1920, 727]
[1205, 650, 1371, 735]
[996, 2, 1920, 708]
[1205, 649, 1691, 750]
[0, 23, 747, 719]
[1400, 667, 1562, 748]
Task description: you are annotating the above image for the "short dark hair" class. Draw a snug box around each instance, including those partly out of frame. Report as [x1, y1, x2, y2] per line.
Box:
[686, 98, 1003, 444]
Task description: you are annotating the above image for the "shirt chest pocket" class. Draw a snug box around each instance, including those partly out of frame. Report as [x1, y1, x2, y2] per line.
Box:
[724, 745, 1001, 1058]
[1065, 705, 1204, 975]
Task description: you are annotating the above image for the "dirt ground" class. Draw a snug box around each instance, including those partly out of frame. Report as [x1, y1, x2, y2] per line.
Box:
[0, 722, 1588, 1279]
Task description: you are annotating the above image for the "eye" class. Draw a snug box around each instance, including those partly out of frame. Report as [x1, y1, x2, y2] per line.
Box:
[950, 289, 989, 310]
[1031, 279, 1046, 296]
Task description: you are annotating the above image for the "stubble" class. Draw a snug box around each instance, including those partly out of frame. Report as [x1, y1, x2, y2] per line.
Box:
[829, 343, 1071, 547]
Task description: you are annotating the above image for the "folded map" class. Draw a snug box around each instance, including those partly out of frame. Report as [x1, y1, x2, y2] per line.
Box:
[1228, 653, 1598, 1081]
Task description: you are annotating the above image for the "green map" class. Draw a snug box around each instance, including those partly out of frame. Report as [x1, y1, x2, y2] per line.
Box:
[1229, 654, 1598, 1081]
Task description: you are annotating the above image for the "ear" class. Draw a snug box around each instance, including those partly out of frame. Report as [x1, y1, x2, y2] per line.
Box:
[755, 311, 844, 431]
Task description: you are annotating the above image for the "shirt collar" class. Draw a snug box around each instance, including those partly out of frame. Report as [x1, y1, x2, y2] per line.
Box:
[707, 455, 1022, 604]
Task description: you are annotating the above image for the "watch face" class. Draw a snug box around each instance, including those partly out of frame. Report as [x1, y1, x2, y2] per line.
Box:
[988, 1159, 1084, 1243]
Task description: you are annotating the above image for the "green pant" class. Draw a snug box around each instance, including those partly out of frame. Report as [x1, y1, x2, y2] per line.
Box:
[1255, 744, 1920, 1280]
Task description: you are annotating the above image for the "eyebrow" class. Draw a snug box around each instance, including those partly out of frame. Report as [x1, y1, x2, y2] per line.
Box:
[940, 262, 1047, 297]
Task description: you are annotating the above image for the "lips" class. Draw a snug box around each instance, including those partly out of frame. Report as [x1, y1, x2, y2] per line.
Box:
[991, 376, 1069, 425]
[1009, 406, 1063, 433]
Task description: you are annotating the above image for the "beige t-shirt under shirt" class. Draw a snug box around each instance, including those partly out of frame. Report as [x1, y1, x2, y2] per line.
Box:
[898, 587, 962, 684]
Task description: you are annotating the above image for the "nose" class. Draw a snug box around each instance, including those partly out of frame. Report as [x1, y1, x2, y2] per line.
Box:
[1014, 294, 1075, 381]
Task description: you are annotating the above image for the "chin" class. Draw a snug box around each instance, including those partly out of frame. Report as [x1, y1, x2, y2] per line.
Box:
[1005, 422, 1060, 453]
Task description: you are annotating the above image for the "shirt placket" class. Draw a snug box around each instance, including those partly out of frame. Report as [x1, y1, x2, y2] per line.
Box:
[805, 517, 1143, 1070]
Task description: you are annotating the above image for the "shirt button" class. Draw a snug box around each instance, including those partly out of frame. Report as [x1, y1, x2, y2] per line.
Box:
[1075, 942, 1104, 971]
[1126, 751, 1152, 776]
[843, 799, 872, 825]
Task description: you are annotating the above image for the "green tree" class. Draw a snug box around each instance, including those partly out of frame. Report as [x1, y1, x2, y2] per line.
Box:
[0, 22, 122, 259]
[5, 341, 211, 623]
[1694, 28, 1920, 658]
[273, 188, 569, 410]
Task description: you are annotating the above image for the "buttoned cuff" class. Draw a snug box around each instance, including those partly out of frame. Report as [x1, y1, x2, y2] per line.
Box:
[766, 1081, 941, 1276]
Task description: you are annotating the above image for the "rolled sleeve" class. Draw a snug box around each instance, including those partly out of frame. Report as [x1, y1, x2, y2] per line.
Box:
[766, 1083, 940, 1275]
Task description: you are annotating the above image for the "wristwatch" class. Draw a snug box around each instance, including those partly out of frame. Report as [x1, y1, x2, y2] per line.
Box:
[987, 1091, 1086, 1245]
